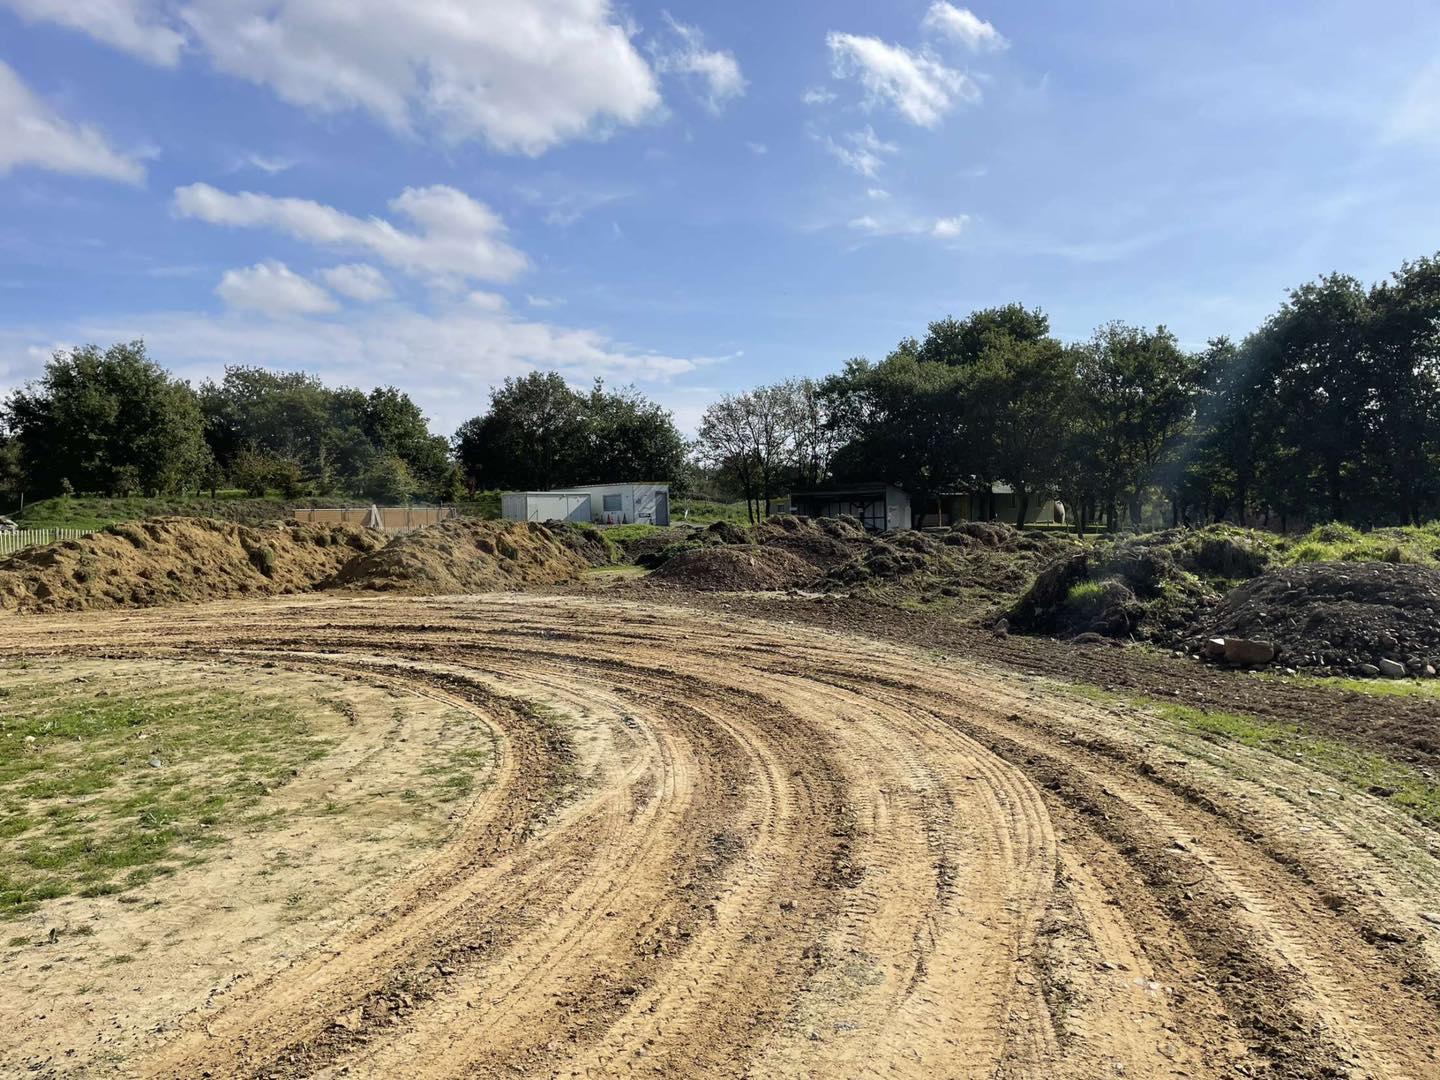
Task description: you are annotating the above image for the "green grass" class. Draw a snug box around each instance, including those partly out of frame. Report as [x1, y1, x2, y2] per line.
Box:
[1062, 683, 1440, 827]
[1275, 522, 1440, 568]
[671, 498, 751, 525]
[0, 682, 334, 917]
[10, 494, 298, 531]
[1279, 674, 1440, 699]
[600, 523, 664, 544]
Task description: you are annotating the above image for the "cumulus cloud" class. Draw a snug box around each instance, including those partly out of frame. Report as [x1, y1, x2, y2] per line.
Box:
[172, 183, 527, 283]
[8, 0, 664, 154]
[320, 263, 394, 302]
[651, 13, 745, 113]
[822, 126, 898, 178]
[216, 260, 338, 316]
[1, 0, 184, 65]
[922, 3, 1007, 52]
[826, 31, 979, 126]
[930, 215, 969, 238]
[802, 86, 838, 106]
[0, 61, 145, 183]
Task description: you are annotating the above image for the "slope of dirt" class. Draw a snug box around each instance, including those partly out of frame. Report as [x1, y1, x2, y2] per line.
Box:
[1200, 561, 1440, 675]
[648, 544, 819, 591]
[327, 519, 588, 593]
[1, 594, 1437, 1079]
[0, 517, 383, 613]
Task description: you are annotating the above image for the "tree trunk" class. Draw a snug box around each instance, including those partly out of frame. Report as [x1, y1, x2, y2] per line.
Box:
[1013, 488, 1030, 529]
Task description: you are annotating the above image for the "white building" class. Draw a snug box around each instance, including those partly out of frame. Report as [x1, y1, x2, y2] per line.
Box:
[501, 483, 671, 526]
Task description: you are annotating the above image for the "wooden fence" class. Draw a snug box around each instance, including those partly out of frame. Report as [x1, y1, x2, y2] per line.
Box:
[0, 528, 93, 556]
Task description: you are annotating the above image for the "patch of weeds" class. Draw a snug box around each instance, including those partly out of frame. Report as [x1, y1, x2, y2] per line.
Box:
[1059, 683, 1440, 828]
[1282, 674, 1440, 700]
[0, 681, 333, 918]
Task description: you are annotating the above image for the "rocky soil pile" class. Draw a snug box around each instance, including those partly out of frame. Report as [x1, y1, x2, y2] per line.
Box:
[1197, 562, 1440, 676]
[328, 519, 588, 593]
[0, 518, 384, 613]
[649, 545, 819, 591]
[1007, 527, 1274, 641]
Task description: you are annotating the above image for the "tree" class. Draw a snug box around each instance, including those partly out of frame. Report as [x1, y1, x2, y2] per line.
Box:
[6, 341, 207, 497]
[696, 393, 764, 523]
[360, 454, 417, 502]
[453, 373, 686, 494]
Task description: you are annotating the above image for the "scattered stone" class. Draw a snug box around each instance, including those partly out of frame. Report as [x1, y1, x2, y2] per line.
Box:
[1378, 658, 1407, 679]
[1222, 638, 1276, 666]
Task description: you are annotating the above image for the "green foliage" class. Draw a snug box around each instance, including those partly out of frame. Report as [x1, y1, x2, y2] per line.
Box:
[454, 374, 686, 494]
[11, 494, 296, 530]
[4, 341, 209, 499]
[359, 454, 416, 503]
[670, 498, 751, 524]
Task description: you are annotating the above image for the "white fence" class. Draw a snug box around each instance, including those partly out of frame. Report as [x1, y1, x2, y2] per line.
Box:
[0, 528, 93, 556]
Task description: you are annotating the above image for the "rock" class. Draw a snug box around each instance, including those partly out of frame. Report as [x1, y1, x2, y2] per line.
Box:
[1222, 638, 1276, 666]
[1378, 658, 1407, 679]
[992, 618, 1009, 637]
[1356, 663, 1380, 677]
[1201, 637, 1227, 659]
[1427, 665, 1437, 678]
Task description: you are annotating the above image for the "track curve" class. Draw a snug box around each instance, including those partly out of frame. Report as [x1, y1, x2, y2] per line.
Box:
[3, 593, 1438, 1080]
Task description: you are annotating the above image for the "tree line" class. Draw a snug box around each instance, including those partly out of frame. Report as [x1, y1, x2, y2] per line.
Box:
[0, 345, 689, 507]
[5, 251, 1438, 529]
[696, 254, 1440, 530]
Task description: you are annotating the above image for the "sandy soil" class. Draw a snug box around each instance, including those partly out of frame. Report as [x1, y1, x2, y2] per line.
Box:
[1, 592, 1438, 1079]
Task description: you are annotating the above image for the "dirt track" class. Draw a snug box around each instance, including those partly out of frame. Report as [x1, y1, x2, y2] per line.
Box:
[4, 593, 1440, 1079]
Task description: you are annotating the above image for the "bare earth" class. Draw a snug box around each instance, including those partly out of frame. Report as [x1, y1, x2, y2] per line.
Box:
[3, 593, 1439, 1079]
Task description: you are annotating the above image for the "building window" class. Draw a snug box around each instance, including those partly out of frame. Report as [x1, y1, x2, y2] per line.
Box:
[603, 494, 622, 512]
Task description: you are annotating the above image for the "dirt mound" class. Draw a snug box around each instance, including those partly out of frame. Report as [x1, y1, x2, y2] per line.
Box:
[649, 545, 819, 591]
[1199, 562, 1440, 676]
[1008, 526, 1277, 642]
[0, 517, 384, 614]
[551, 523, 615, 567]
[750, 515, 870, 569]
[328, 519, 587, 594]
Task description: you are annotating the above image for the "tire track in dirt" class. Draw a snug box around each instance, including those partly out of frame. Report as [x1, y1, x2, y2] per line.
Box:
[1, 593, 1437, 1079]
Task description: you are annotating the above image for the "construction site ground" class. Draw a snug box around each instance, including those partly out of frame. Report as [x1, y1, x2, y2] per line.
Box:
[2, 590, 1438, 1079]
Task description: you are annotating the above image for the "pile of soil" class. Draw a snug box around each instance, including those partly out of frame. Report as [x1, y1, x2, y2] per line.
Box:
[1198, 562, 1440, 676]
[551, 524, 616, 568]
[0, 518, 384, 614]
[649, 546, 820, 592]
[1008, 526, 1273, 641]
[751, 514, 870, 570]
[328, 519, 588, 594]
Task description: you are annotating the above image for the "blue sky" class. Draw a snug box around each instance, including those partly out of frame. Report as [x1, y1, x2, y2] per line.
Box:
[2, 0, 1438, 434]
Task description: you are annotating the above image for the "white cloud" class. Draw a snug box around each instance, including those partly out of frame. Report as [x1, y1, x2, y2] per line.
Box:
[465, 290, 508, 311]
[922, 3, 1007, 52]
[826, 31, 978, 126]
[526, 294, 563, 308]
[216, 260, 338, 316]
[802, 86, 837, 106]
[746, 141, 768, 156]
[0, 302, 707, 432]
[10, 0, 663, 155]
[172, 182, 527, 283]
[0, 61, 145, 183]
[237, 153, 296, 175]
[931, 215, 969, 238]
[320, 263, 394, 302]
[822, 126, 898, 178]
[847, 213, 970, 241]
[1, 0, 183, 65]
[652, 14, 745, 114]
[866, 187, 891, 200]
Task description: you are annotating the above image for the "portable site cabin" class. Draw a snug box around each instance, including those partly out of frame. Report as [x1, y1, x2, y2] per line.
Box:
[785, 484, 912, 532]
[501, 483, 670, 526]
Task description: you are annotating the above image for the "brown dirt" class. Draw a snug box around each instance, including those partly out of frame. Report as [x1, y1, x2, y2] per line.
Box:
[327, 519, 588, 594]
[1199, 561, 1440, 675]
[1, 593, 1438, 1079]
[0, 518, 384, 613]
[648, 544, 820, 591]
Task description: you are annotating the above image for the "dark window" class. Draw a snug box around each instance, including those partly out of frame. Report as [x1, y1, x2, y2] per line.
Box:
[603, 493, 622, 512]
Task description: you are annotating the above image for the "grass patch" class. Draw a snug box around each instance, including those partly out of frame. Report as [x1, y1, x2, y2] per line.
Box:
[672, 498, 751, 525]
[1062, 683, 1440, 827]
[0, 681, 333, 918]
[1275, 522, 1440, 568]
[600, 523, 664, 545]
